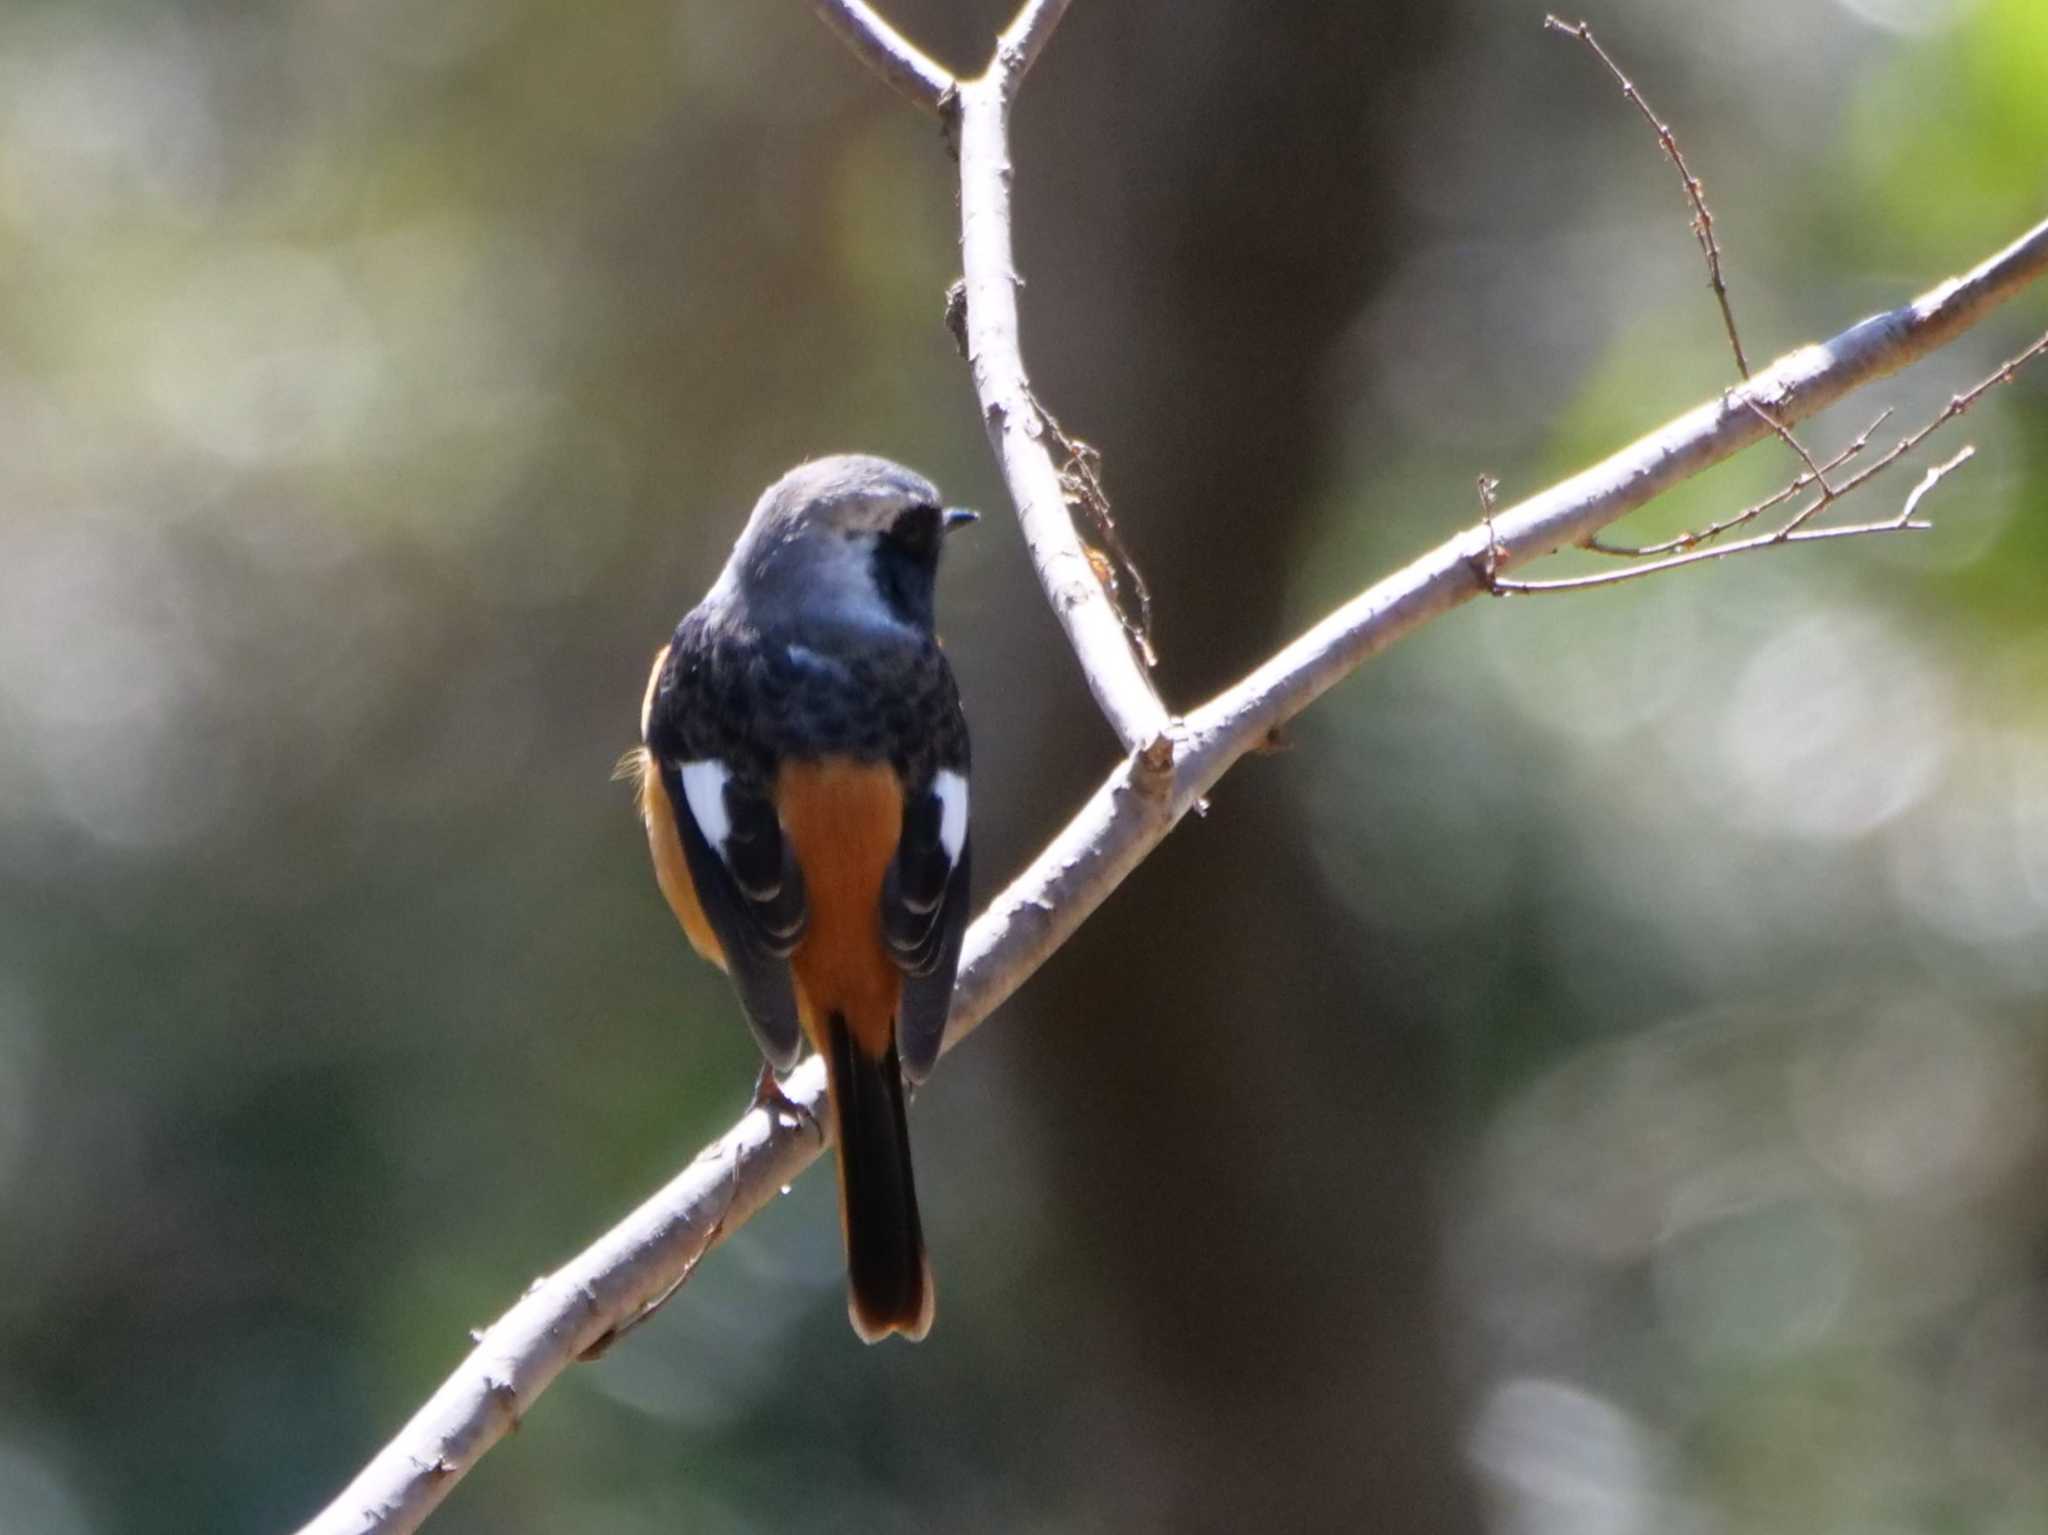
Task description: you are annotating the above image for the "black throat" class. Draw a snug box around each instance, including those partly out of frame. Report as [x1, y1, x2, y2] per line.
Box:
[869, 506, 943, 631]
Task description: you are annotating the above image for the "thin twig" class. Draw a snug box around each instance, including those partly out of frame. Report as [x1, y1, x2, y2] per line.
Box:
[1583, 409, 1889, 556]
[294, 210, 2048, 1535]
[1546, 15, 1749, 378]
[1477, 474, 1505, 589]
[1547, 13, 1869, 558]
[1498, 324, 2048, 594]
[1823, 328, 2048, 509]
[1492, 442, 1979, 596]
[1751, 399, 1847, 539]
[1491, 499, 1936, 596]
[809, 0, 956, 114]
[1900, 447, 1977, 522]
[1748, 400, 1833, 494]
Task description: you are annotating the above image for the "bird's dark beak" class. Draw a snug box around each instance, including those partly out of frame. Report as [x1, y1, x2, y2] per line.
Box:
[942, 506, 980, 534]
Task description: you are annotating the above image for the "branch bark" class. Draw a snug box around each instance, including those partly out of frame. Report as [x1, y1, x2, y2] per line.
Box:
[955, 6, 1172, 759]
[809, 0, 955, 113]
[813, 0, 1164, 755]
[295, 200, 2048, 1534]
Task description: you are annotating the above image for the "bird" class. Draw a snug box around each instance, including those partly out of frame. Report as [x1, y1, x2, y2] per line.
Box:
[626, 455, 975, 1342]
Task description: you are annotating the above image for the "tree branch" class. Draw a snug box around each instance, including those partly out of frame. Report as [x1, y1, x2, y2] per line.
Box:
[1546, 15, 1750, 378]
[954, 4, 1173, 761]
[1493, 320, 2048, 593]
[992, 0, 1075, 96]
[809, 0, 956, 114]
[295, 204, 2048, 1535]
[818, 0, 1163, 759]
[1206, 216, 2047, 753]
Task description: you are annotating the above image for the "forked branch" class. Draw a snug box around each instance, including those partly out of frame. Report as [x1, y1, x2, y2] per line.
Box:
[296, 176, 2048, 1532]
[820, 0, 1167, 759]
[953, 1, 1172, 760]
[290, 4, 2048, 1531]
[810, 0, 955, 112]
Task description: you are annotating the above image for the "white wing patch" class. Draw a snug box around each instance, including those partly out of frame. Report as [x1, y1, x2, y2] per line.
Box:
[935, 769, 969, 863]
[680, 759, 733, 857]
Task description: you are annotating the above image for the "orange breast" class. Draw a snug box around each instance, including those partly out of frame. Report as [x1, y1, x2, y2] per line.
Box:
[777, 757, 904, 1057]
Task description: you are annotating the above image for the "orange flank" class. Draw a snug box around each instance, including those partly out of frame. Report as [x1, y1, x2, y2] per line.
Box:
[634, 743, 725, 970]
[632, 643, 724, 969]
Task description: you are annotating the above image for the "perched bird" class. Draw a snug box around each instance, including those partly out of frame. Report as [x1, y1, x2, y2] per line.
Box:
[628, 455, 975, 1342]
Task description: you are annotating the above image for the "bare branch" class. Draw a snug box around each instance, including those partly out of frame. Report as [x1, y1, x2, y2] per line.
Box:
[992, 0, 1075, 97]
[812, 0, 1163, 758]
[1546, 15, 1750, 378]
[810, 0, 957, 113]
[1171, 214, 2048, 751]
[1827, 326, 2048, 500]
[955, 56, 1173, 760]
[1584, 409, 1889, 557]
[1899, 446, 1977, 522]
[1477, 474, 1505, 587]
[1748, 400, 1833, 504]
[294, 210, 2048, 1535]
[1040, 403, 1158, 667]
[1553, 325, 2046, 590]
[1491, 505, 1935, 597]
[1493, 440, 1981, 595]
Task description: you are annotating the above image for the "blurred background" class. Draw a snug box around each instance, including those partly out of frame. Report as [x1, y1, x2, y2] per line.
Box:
[0, 0, 2044, 1530]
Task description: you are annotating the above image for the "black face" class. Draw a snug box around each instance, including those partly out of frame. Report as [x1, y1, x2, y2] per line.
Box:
[871, 503, 945, 629]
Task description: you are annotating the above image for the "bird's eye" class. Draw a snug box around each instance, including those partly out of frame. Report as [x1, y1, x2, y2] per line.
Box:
[887, 503, 941, 559]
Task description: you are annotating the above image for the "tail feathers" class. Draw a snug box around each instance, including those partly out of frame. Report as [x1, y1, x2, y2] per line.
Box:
[825, 1014, 933, 1343]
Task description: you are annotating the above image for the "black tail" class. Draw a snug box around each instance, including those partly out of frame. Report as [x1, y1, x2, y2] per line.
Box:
[825, 1013, 933, 1342]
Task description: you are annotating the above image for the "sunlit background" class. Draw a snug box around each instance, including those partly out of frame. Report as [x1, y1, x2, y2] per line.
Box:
[1, 1, 2045, 1530]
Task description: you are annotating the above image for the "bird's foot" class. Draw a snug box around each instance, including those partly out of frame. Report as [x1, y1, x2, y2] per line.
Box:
[751, 1061, 823, 1143]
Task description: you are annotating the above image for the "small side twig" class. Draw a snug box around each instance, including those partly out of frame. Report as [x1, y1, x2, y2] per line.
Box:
[1546, 11, 1847, 560]
[1489, 325, 2048, 594]
[1583, 408, 1890, 557]
[1835, 327, 2048, 490]
[1781, 329, 2044, 527]
[1486, 456, 1960, 596]
[1538, 15, 2042, 593]
[1476, 474, 1506, 590]
[1748, 400, 1832, 497]
[1546, 14, 1748, 378]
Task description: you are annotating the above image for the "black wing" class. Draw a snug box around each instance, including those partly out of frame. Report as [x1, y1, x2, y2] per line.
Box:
[884, 780, 971, 1083]
[661, 758, 807, 1073]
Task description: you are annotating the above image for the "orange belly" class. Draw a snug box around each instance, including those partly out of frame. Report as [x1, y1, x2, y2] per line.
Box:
[777, 757, 904, 1058]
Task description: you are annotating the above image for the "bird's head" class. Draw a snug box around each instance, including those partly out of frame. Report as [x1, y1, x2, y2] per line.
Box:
[722, 454, 977, 633]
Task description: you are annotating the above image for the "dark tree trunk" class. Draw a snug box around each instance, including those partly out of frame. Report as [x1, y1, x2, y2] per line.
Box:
[898, 3, 1484, 1529]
